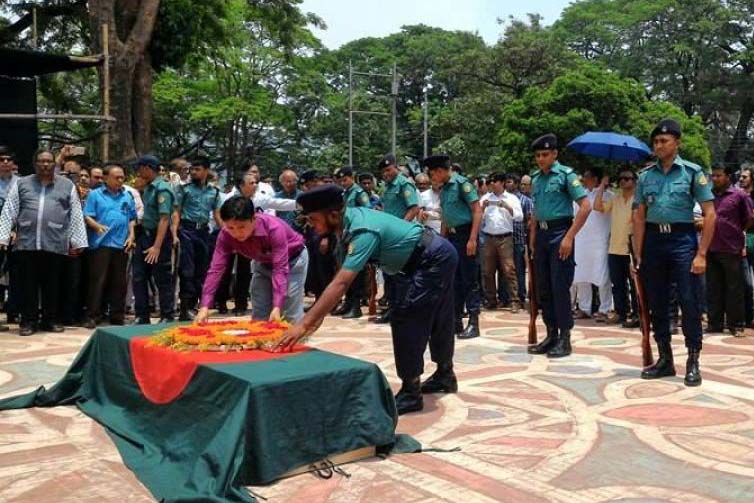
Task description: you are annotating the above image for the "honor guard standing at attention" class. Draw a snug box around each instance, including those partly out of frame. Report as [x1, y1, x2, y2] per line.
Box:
[527, 135, 591, 358]
[175, 156, 223, 321]
[377, 154, 420, 324]
[133, 155, 177, 324]
[332, 166, 371, 318]
[425, 155, 483, 339]
[277, 185, 458, 414]
[633, 119, 715, 386]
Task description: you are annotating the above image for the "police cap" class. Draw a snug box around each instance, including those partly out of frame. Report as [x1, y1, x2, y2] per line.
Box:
[358, 172, 374, 182]
[334, 166, 355, 178]
[377, 154, 396, 170]
[423, 154, 451, 171]
[299, 169, 321, 184]
[296, 184, 345, 214]
[136, 154, 160, 170]
[650, 118, 682, 140]
[530, 134, 558, 151]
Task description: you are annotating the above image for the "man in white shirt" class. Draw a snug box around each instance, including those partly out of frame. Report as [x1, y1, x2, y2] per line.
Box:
[480, 173, 523, 312]
[573, 167, 613, 321]
[246, 164, 278, 215]
[416, 173, 443, 233]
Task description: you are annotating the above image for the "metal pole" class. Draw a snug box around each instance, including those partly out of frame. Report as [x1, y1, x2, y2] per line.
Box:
[31, 8, 38, 48]
[348, 60, 353, 166]
[391, 62, 397, 154]
[423, 87, 428, 159]
[101, 23, 111, 161]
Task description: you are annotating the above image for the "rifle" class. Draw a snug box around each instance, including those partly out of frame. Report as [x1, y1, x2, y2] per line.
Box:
[526, 245, 538, 345]
[629, 238, 653, 367]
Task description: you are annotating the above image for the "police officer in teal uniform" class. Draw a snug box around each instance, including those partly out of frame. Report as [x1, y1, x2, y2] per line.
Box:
[633, 119, 715, 386]
[527, 134, 591, 358]
[175, 156, 223, 321]
[376, 154, 420, 324]
[276, 185, 458, 415]
[332, 166, 371, 318]
[133, 155, 177, 324]
[425, 155, 483, 339]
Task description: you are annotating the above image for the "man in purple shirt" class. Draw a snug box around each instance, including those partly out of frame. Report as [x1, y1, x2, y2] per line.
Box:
[196, 196, 308, 323]
[706, 165, 753, 336]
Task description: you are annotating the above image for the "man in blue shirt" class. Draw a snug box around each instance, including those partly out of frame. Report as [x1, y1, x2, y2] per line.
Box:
[83, 163, 136, 328]
[274, 168, 302, 230]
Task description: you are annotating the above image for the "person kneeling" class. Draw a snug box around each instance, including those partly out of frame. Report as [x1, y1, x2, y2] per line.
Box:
[276, 185, 459, 415]
[195, 196, 308, 323]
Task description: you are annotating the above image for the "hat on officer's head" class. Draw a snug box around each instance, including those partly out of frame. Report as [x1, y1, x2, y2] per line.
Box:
[358, 172, 374, 182]
[650, 118, 682, 140]
[296, 184, 345, 214]
[136, 154, 160, 170]
[377, 154, 396, 170]
[423, 154, 451, 171]
[299, 169, 321, 185]
[334, 166, 355, 178]
[530, 134, 558, 151]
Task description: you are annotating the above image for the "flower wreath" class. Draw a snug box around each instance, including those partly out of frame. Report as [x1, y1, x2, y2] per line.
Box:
[148, 320, 290, 352]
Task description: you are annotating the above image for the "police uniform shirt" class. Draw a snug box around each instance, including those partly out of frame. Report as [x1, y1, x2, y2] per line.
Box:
[344, 183, 370, 208]
[340, 207, 424, 275]
[439, 172, 479, 229]
[142, 177, 175, 230]
[382, 173, 419, 218]
[530, 162, 587, 221]
[634, 156, 713, 224]
[176, 182, 222, 225]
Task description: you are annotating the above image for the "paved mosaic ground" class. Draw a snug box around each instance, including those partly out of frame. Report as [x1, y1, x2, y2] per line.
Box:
[1, 310, 754, 503]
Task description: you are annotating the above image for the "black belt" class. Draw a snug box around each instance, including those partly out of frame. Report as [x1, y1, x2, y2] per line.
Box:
[646, 222, 696, 234]
[484, 232, 512, 238]
[448, 223, 472, 235]
[401, 228, 435, 275]
[537, 217, 572, 231]
[180, 220, 209, 230]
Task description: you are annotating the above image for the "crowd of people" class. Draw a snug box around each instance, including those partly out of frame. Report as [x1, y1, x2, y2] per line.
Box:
[0, 117, 752, 408]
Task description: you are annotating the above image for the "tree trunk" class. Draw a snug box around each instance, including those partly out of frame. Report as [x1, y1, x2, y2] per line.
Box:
[725, 100, 754, 168]
[111, 58, 137, 160]
[133, 53, 153, 154]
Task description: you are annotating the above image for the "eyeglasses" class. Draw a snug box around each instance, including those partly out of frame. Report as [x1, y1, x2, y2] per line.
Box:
[0, 156, 12, 163]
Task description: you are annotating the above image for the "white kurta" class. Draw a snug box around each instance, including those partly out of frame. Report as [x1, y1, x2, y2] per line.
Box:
[574, 188, 612, 286]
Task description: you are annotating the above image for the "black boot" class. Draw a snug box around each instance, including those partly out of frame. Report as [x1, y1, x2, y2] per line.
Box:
[331, 299, 351, 316]
[178, 304, 192, 322]
[458, 313, 480, 340]
[641, 340, 676, 379]
[395, 377, 423, 415]
[342, 299, 363, 319]
[547, 329, 572, 358]
[528, 326, 558, 355]
[420, 362, 458, 394]
[684, 349, 702, 387]
[374, 308, 391, 324]
[454, 318, 464, 336]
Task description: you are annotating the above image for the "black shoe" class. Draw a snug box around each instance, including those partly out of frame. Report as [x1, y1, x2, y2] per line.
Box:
[704, 325, 723, 334]
[158, 317, 175, 324]
[178, 306, 192, 322]
[342, 301, 363, 319]
[622, 317, 640, 329]
[82, 318, 97, 330]
[331, 301, 350, 316]
[374, 309, 391, 324]
[454, 319, 464, 336]
[641, 340, 676, 379]
[395, 377, 424, 415]
[483, 302, 498, 311]
[19, 324, 35, 336]
[420, 363, 458, 394]
[458, 313, 480, 339]
[528, 326, 558, 354]
[39, 323, 64, 333]
[684, 349, 702, 386]
[131, 317, 151, 325]
[547, 329, 572, 358]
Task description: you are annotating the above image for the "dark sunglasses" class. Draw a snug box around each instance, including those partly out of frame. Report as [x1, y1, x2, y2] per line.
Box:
[0, 156, 13, 162]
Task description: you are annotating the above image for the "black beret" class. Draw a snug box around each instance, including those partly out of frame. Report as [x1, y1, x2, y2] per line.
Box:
[136, 154, 160, 170]
[299, 170, 321, 184]
[334, 166, 354, 178]
[377, 154, 396, 170]
[530, 134, 558, 151]
[296, 184, 345, 214]
[650, 118, 682, 139]
[423, 154, 451, 170]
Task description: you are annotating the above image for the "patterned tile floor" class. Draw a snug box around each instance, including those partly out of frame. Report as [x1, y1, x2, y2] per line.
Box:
[1, 311, 754, 502]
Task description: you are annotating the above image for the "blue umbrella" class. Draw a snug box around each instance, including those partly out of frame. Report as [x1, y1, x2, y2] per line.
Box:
[567, 131, 651, 162]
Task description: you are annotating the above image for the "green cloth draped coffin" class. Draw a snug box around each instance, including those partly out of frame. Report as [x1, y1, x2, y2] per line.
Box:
[0, 325, 419, 502]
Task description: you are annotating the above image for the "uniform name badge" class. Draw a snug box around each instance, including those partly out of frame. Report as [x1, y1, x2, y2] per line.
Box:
[647, 194, 655, 205]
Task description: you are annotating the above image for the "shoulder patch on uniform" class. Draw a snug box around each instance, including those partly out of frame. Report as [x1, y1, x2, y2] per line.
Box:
[404, 189, 412, 198]
[463, 183, 472, 193]
[158, 195, 166, 204]
[347, 243, 355, 255]
[697, 173, 708, 186]
[572, 178, 581, 187]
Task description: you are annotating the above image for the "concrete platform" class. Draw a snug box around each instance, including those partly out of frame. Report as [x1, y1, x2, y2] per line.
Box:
[1, 311, 753, 502]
